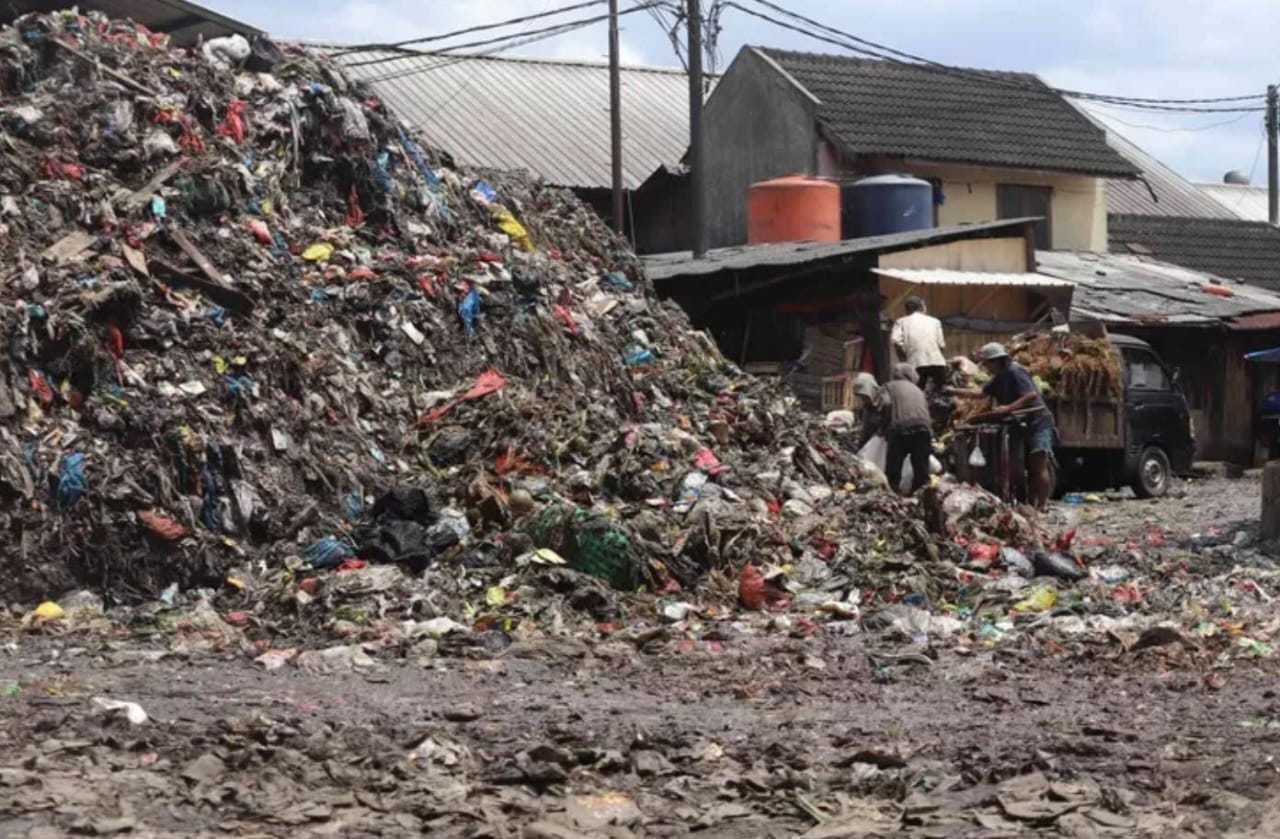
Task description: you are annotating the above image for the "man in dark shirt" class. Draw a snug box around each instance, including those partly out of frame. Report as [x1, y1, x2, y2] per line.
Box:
[878, 364, 933, 495]
[949, 343, 1057, 510]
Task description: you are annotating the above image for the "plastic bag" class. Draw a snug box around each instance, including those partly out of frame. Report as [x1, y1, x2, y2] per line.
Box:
[857, 435, 942, 494]
[968, 443, 987, 468]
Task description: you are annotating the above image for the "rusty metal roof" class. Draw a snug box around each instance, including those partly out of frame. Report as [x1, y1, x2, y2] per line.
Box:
[1036, 250, 1280, 328]
[872, 267, 1074, 288]
[0, 0, 260, 45]
[331, 50, 696, 190]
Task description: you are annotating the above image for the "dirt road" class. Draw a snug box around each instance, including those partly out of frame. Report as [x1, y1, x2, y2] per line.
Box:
[5, 474, 1280, 838]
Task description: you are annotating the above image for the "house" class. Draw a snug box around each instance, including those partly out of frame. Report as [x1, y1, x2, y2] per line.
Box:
[1089, 113, 1280, 291]
[645, 217, 1059, 408]
[332, 50, 698, 248]
[1037, 250, 1280, 462]
[700, 48, 1136, 250]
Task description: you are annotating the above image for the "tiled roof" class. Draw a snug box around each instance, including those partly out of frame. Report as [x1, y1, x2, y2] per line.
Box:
[1108, 214, 1280, 291]
[333, 50, 696, 190]
[757, 48, 1136, 178]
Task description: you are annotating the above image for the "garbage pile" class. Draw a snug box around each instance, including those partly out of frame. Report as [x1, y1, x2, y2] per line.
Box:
[0, 9, 905, 609]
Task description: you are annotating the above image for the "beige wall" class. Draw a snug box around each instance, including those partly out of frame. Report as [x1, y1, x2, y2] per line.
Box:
[905, 162, 1106, 252]
[878, 237, 1028, 273]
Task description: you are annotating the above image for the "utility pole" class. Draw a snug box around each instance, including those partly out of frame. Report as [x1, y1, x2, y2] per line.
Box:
[608, 0, 624, 235]
[688, 0, 708, 256]
[1268, 84, 1278, 226]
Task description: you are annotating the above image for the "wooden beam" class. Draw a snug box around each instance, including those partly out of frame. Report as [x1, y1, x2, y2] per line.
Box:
[151, 258, 254, 314]
[168, 228, 229, 288]
[52, 39, 158, 98]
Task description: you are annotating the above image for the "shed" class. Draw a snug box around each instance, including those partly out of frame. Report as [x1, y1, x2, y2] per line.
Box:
[1037, 250, 1280, 462]
[872, 267, 1074, 358]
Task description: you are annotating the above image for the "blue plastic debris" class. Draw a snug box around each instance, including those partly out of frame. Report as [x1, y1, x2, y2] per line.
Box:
[458, 287, 481, 339]
[305, 537, 352, 569]
[310, 288, 329, 303]
[225, 375, 253, 407]
[374, 150, 394, 192]
[397, 126, 440, 188]
[343, 490, 364, 522]
[601, 271, 634, 292]
[471, 181, 498, 204]
[56, 453, 86, 510]
[205, 305, 227, 327]
[150, 196, 166, 219]
[624, 346, 656, 366]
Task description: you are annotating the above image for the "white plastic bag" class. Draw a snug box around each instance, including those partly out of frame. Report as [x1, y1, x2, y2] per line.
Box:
[968, 443, 987, 468]
[859, 435, 941, 493]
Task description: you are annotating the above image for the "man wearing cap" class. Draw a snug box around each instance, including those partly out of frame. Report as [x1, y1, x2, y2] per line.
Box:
[949, 343, 1057, 510]
[890, 297, 947, 394]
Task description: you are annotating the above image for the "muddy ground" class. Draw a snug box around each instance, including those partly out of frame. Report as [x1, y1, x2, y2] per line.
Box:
[5, 474, 1280, 838]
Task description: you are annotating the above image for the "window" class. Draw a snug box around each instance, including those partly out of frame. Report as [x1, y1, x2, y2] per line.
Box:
[1124, 350, 1171, 391]
[997, 184, 1052, 249]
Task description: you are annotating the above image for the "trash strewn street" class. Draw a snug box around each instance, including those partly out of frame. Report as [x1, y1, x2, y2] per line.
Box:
[5, 475, 1280, 837]
[4, 7, 1280, 838]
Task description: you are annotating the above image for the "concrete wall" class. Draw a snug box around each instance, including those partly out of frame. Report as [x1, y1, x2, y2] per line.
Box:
[703, 49, 819, 248]
[901, 162, 1106, 252]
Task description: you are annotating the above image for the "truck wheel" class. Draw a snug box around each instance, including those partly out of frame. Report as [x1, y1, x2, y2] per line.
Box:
[1132, 447, 1171, 499]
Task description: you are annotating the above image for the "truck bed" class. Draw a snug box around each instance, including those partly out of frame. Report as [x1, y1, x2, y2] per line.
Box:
[1048, 396, 1124, 449]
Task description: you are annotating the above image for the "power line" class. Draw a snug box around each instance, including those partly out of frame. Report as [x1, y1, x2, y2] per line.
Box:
[1086, 106, 1254, 133]
[729, 0, 1266, 113]
[344, 2, 663, 71]
[329, 0, 606, 57]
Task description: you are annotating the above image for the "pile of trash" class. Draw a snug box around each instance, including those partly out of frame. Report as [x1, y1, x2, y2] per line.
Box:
[0, 9, 904, 611]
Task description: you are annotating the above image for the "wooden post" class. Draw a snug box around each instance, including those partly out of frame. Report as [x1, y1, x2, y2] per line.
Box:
[1263, 461, 1280, 540]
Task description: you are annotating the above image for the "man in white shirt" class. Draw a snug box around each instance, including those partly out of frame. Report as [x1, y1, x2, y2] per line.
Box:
[890, 296, 947, 394]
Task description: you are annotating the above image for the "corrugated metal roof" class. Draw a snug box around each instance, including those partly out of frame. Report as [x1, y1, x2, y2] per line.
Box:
[1197, 183, 1271, 223]
[332, 50, 694, 190]
[872, 268, 1074, 288]
[1036, 250, 1280, 326]
[643, 218, 1038, 281]
[0, 0, 260, 45]
[1068, 103, 1238, 219]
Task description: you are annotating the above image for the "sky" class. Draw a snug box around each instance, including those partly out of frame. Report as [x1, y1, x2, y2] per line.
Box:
[204, 0, 1280, 184]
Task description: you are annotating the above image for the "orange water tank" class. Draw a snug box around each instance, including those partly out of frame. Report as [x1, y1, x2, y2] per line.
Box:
[747, 175, 840, 245]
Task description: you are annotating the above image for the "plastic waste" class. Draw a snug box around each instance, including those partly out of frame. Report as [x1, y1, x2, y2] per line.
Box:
[858, 435, 942, 494]
[968, 443, 987, 468]
[999, 546, 1035, 578]
[201, 34, 251, 69]
[1012, 585, 1058, 613]
[302, 242, 335, 262]
[91, 696, 148, 725]
[458, 287, 481, 338]
[1030, 549, 1085, 581]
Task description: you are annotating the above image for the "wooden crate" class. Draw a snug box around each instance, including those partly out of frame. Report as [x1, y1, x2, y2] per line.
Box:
[790, 372, 852, 411]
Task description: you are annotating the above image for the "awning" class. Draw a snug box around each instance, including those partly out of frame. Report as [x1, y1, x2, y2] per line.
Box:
[871, 268, 1075, 287]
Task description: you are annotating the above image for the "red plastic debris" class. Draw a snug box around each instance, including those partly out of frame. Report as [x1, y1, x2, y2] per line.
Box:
[224, 611, 250, 626]
[347, 266, 376, 281]
[420, 369, 507, 426]
[217, 98, 246, 144]
[552, 303, 578, 334]
[967, 542, 999, 567]
[337, 559, 368, 572]
[299, 578, 319, 594]
[739, 565, 766, 610]
[346, 183, 364, 227]
[1053, 527, 1077, 552]
[246, 218, 272, 245]
[1112, 582, 1142, 603]
[28, 370, 54, 405]
[105, 323, 124, 359]
[138, 510, 188, 540]
[693, 447, 726, 475]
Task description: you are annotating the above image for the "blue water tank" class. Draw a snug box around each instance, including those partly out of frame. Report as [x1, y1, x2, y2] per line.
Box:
[841, 174, 934, 239]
